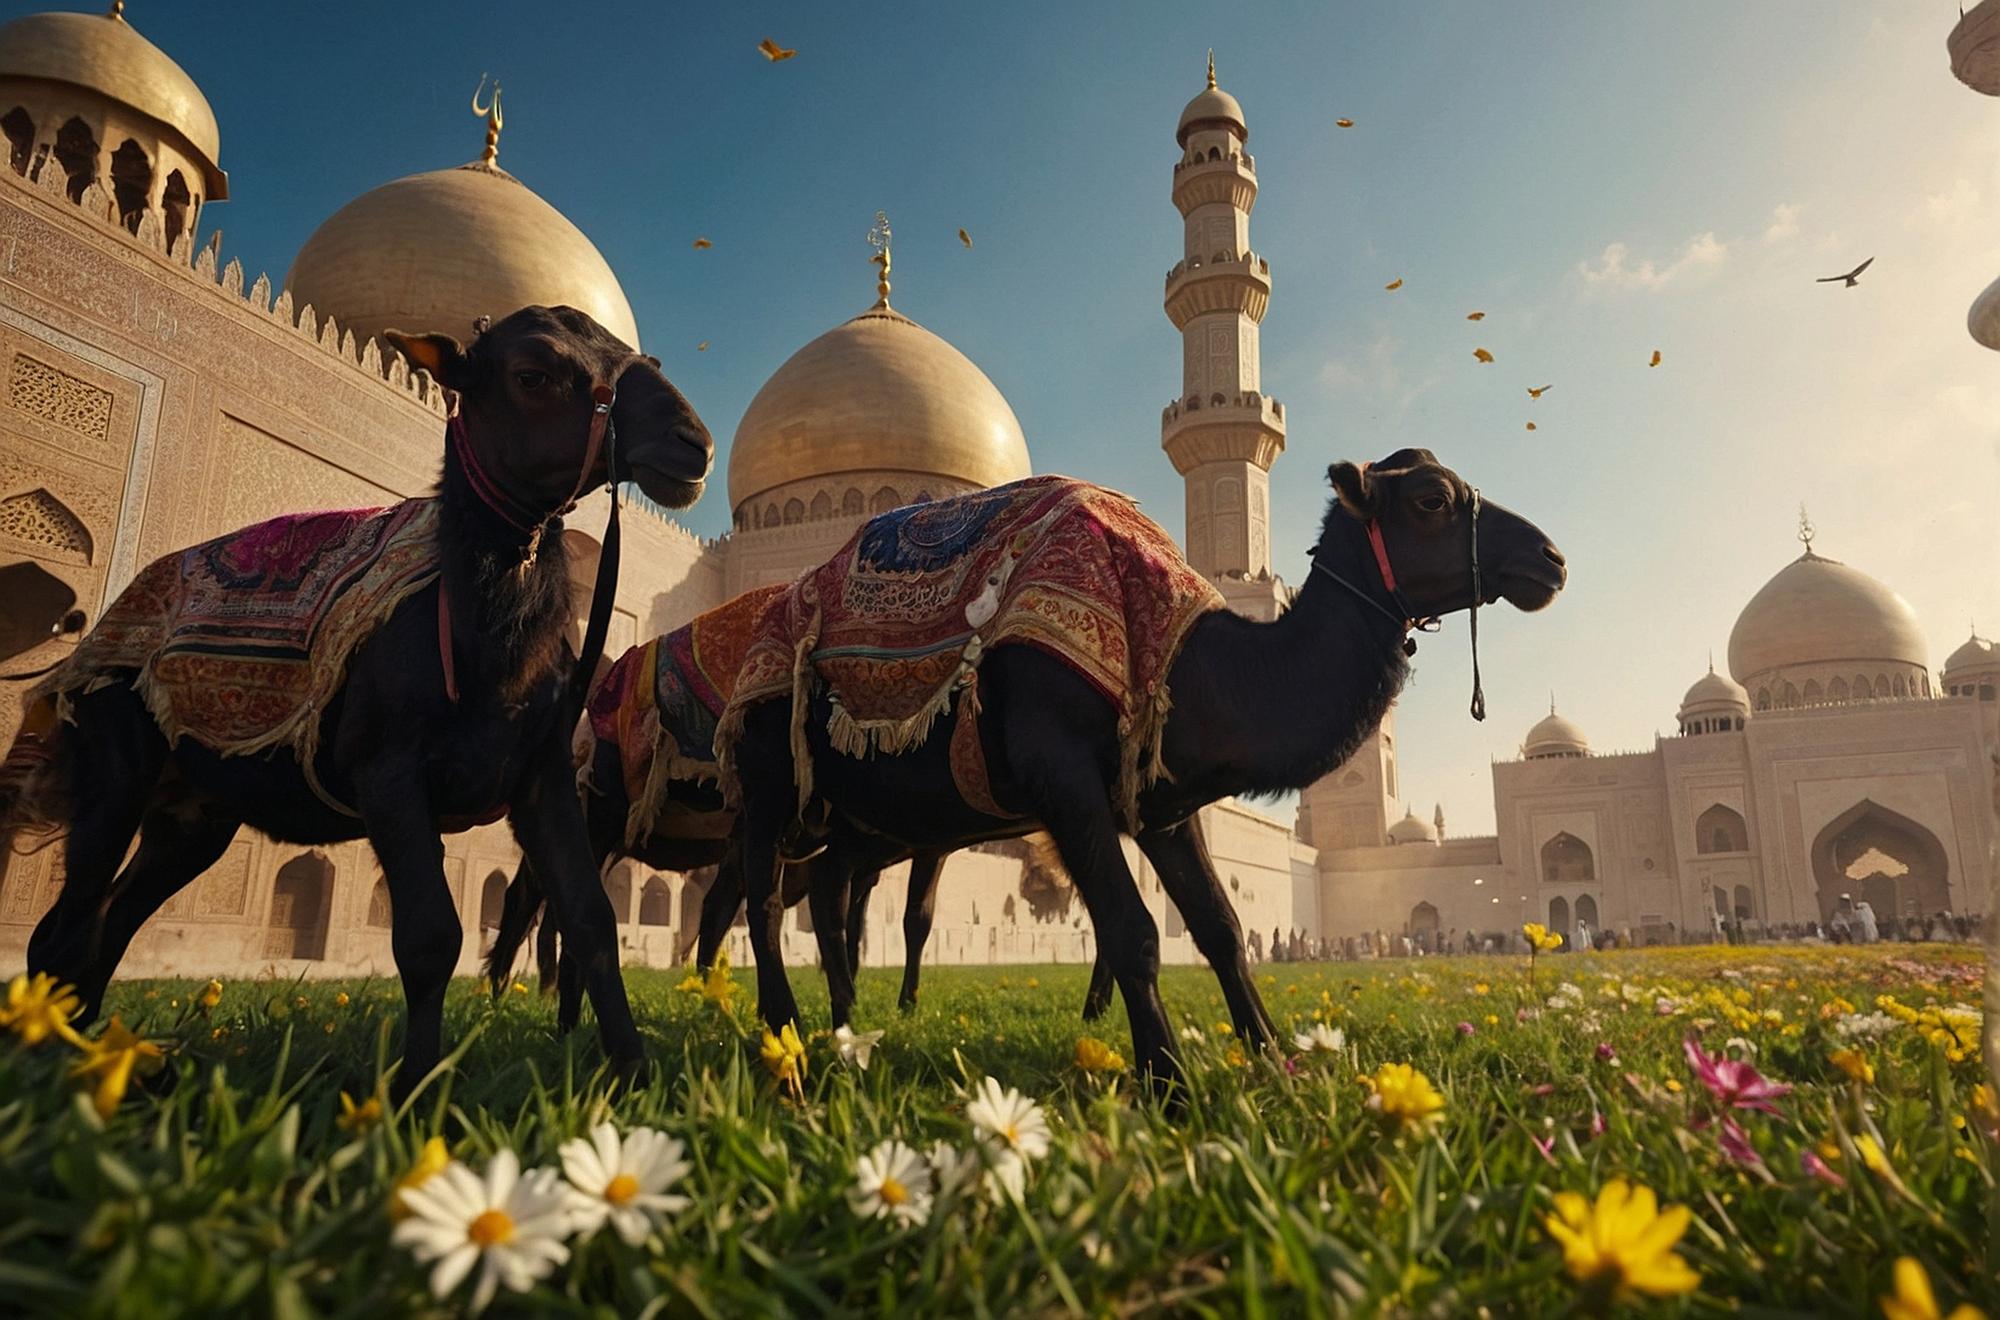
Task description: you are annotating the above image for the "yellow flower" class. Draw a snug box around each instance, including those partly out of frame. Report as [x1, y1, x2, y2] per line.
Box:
[337, 1090, 384, 1133]
[1854, 1134, 1892, 1178]
[1472, 983, 1490, 996]
[334, 991, 351, 1008]
[1880, 1255, 1987, 1320]
[1364, 1062, 1446, 1132]
[701, 963, 735, 1009]
[1663, 1078, 1684, 1094]
[675, 973, 702, 994]
[2, 972, 86, 1048]
[198, 979, 223, 1011]
[391, 1137, 452, 1221]
[1074, 1036, 1126, 1073]
[511, 981, 529, 995]
[1829, 1049, 1875, 1085]
[1543, 1178, 1701, 1304]
[1224, 1045, 1248, 1068]
[760, 1022, 807, 1098]
[69, 1017, 165, 1120]
[1484, 1014, 1499, 1026]
[1522, 922, 1563, 953]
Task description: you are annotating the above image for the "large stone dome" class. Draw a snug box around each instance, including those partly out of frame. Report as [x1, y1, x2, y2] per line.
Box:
[1523, 709, 1589, 760]
[728, 304, 1030, 524]
[1726, 550, 1931, 706]
[285, 159, 639, 355]
[0, 7, 226, 198]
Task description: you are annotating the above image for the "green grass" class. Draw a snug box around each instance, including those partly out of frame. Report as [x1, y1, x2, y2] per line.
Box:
[0, 945, 1989, 1317]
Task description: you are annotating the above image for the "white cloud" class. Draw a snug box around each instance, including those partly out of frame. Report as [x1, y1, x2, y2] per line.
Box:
[1916, 176, 1979, 230]
[1763, 203, 1800, 243]
[1576, 231, 1729, 291]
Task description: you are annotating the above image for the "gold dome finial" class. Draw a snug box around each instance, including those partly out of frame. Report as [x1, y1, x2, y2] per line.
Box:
[1206, 49, 1216, 89]
[471, 73, 503, 165]
[107, 1, 125, 19]
[1797, 502, 1815, 554]
[867, 209, 893, 310]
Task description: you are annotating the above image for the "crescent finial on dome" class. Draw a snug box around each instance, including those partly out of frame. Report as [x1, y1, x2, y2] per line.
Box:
[1206, 49, 1216, 89]
[1796, 502, 1815, 555]
[471, 74, 503, 166]
[867, 209, 893, 310]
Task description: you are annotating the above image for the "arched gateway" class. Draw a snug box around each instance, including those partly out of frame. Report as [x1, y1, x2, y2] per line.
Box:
[1810, 800, 1950, 922]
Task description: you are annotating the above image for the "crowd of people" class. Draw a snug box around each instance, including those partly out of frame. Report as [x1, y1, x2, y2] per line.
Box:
[1249, 896, 1987, 963]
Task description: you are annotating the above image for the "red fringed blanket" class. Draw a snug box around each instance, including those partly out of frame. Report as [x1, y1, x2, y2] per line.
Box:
[585, 583, 785, 845]
[718, 475, 1222, 829]
[6, 500, 441, 826]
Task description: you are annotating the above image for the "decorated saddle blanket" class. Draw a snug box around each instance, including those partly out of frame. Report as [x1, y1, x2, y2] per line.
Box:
[718, 475, 1222, 829]
[17, 500, 441, 804]
[585, 583, 784, 845]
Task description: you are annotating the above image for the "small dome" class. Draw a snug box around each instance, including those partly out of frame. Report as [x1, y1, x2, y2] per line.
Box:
[1387, 806, 1437, 845]
[1177, 57, 1246, 147]
[728, 304, 1030, 518]
[1944, 632, 1998, 675]
[1726, 549, 1928, 691]
[1680, 666, 1749, 714]
[1524, 709, 1589, 759]
[0, 8, 225, 197]
[285, 160, 639, 354]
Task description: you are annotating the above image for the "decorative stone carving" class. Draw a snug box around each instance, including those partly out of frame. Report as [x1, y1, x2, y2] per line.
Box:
[221, 258, 243, 298]
[8, 354, 113, 442]
[247, 272, 271, 314]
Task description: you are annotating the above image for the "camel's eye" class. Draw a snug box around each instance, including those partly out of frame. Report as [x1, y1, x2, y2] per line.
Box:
[514, 370, 550, 391]
[1415, 493, 1449, 514]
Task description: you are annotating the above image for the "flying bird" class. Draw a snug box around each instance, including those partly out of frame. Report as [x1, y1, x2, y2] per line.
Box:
[1335, 118, 1355, 128]
[1466, 311, 1485, 321]
[958, 228, 972, 248]
[1473, 347, 1494, 364]
[1385, 277, 1403, 291]
[758, 37, 797, 61]
[1527, 384, 1552, 399]
[1649, 349, 1663, 367]
[691, 237, 712, 250]
[1815, 256, 1874, 288]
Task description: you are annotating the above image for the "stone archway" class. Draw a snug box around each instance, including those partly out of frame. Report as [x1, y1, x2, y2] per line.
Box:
[1574, 893, 1599, 931]
[1810, 800, 1950, 923]
[1547, 895, 1570, 939]
[1408, 901, 1440, 933]
[266, 852, 333, 960]
[478, 870, 507, 931]
[1540, 833, 1595, 885]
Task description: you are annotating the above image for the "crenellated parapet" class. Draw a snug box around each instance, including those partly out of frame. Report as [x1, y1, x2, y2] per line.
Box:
[1159, 393, 1285, 473]
[9, 152, 448, 416]
[1171, 151, 1257, 213]
[1164, 251, 1272, 327]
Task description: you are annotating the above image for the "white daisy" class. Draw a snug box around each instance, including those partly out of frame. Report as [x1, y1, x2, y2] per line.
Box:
[1291, 1023, 1345, 1054]
[849, 1139, 933, 1227]
[558, 1122, 692, 1246]
[981, 1147, 1028, 1204]
[966, 1076, 1051, 1163]
[1179, 1025, 1205, 1042]
[1834, 1011, 1897, 1040]
[833, 1024, 885, 1071]
[390, 1149, 574, 1313]
[927, 1140, 980, 1198]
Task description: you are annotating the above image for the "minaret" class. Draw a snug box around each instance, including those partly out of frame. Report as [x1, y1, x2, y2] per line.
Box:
[1163, 52, 1286, 622]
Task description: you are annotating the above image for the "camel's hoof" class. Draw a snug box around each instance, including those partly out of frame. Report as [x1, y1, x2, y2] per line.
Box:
[607, 1050, 649, 1091]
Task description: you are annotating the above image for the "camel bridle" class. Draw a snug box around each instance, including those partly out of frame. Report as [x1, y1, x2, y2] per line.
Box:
[1308, 478, 1487, 722]
[439, 363, 635, 719]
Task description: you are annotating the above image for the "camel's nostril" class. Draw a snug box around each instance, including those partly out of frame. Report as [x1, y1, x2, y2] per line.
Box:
[1543, 545, 1566, 568]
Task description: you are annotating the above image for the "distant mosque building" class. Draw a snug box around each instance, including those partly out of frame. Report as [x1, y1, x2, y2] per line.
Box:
[0, 9, 1987, 981]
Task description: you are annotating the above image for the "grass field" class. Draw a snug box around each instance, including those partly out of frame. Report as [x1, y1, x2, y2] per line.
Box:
[0, 943, 1990, 1317]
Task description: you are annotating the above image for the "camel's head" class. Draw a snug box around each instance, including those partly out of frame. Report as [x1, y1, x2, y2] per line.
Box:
[386, 305, 713, 513]
[1326, 448, 1565, 616]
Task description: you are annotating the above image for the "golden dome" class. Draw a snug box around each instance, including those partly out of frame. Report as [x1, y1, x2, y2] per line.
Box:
[1726, 550, 1928, 689]
[727, 305, 1031, 517]
[284, 160, 639, 354]
[1178, 55, 1246, 147]
[1523, 709, 1588, 759]
[1387, 806, 1437, 845]
[0, 7, 225, 197]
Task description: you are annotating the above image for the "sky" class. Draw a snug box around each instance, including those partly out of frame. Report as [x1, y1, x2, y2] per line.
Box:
[117, 1, 2000, 836]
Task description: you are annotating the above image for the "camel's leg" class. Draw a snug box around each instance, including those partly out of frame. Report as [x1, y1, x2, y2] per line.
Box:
[1138, 815, 1274, 1047]
[807, 850, 858, 1029]
[1004, 747, 1175, 1092]
[1081, 951, 1114, 1022]
[733, 710, 802, 1034]
[484, 861, 542, 998]
[27, 685, 168, 1011]
[843, 865, 881, 977]
[76, 799, 241, 1018]
[696, 848, 744, 972]
[510, 727, 645, 1080]
[354, 757, 460, 1099]
[898, 853, 944, 1011]
[534, 909, 560, 994]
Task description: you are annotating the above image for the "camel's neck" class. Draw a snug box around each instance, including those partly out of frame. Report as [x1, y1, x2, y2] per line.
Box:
[1165, 511, 1410, 801]
[437, 439, 572, 703]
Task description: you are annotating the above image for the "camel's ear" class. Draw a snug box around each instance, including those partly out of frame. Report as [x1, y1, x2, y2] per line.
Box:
[383, 330, 470, 391]
[1328, 461, 1378, 517]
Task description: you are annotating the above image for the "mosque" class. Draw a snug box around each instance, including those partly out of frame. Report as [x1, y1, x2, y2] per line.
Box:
[0, 8, 1989, 981]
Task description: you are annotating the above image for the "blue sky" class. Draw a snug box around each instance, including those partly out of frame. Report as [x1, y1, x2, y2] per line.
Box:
[124, 1, 2000, 835]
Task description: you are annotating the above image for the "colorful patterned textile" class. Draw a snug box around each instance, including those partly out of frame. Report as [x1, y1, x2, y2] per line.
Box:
[585, 584, 784, 845]
[6, 500, 441, 829]
[718, 476, 1222, 829]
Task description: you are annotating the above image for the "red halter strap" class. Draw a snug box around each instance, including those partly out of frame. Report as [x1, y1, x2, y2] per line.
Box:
[1363, 519, 1400, 595]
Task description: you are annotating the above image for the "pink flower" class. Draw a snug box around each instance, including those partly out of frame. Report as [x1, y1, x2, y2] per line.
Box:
[1801, 1149, 1846, 1188]
[1516, 1008, 1533, 1023]
[1588, 1110, 1607, 1140]
[1531, 1134, 1558, 1167]
[1526, 1082, 1556, 1097]
[1594, 1042, 1617, 1062]
[1716, 1117, 1763, 1169]
[1282, 1055, 1300, 1076]
[1683, 1035, 1791, 1116]
[1455, 1021, 1476, 1036]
